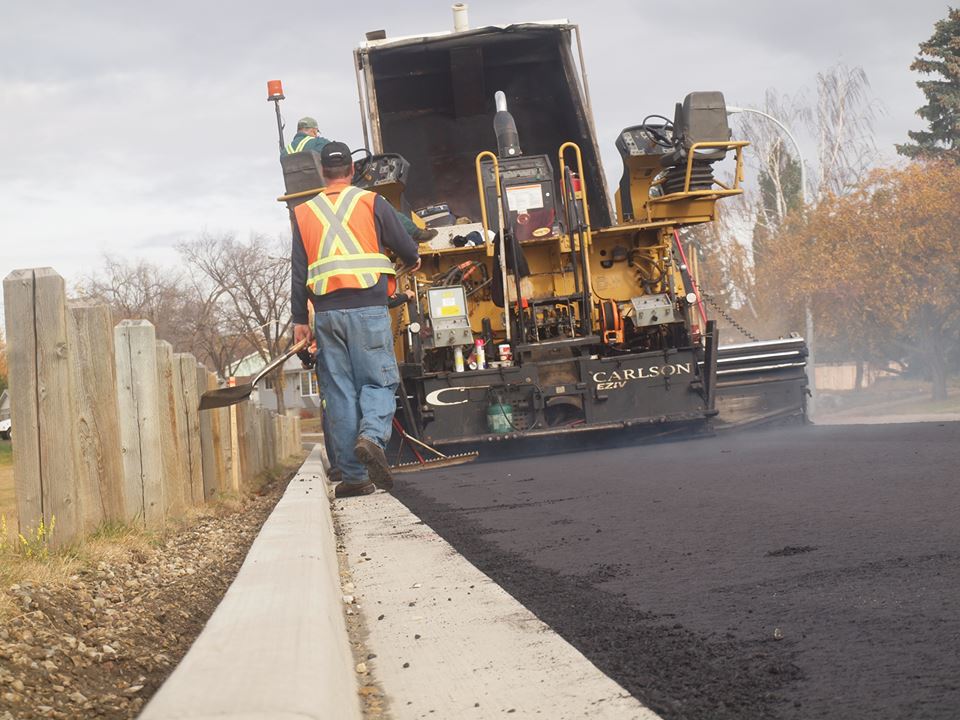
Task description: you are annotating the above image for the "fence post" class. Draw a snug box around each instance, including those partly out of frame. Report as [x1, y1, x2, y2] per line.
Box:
[175, 354, 204, 506]
[265, 410, 277, 470]
[114, 320, 165, 528]
[67, 302, 125, 528]
[213, 375, 231, 495]
[197, 365, 216, 502]
[155, 341, 187, 517]
[251, 407, 267, 473]
[2, 268, 81, 543]
[228, 379, 241, 492]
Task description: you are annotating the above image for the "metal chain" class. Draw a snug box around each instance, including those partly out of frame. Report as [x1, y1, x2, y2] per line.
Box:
[701, 292, 760, 341]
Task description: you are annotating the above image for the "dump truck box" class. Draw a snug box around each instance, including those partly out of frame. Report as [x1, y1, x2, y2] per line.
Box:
[341, 18, 807, 452]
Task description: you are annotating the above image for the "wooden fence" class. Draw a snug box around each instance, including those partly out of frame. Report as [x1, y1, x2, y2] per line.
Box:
[2, 268, 302, 546]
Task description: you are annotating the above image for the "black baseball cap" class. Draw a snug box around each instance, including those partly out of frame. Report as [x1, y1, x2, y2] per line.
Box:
[320, 141, 352, 168]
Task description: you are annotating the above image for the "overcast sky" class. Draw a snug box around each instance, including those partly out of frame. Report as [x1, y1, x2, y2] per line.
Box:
[0, 0, 949, 322]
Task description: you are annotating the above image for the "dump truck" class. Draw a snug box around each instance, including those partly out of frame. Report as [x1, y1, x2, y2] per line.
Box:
[277, 10, 808, 455]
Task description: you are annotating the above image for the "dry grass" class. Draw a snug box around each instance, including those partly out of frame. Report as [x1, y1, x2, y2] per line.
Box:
[0, 439, 14, 543]
[0, 453, 307, 623]
[299, 416, 322, 433]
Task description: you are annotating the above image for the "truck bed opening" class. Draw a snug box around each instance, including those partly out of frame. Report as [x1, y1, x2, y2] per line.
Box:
[360, 24, 612, 226]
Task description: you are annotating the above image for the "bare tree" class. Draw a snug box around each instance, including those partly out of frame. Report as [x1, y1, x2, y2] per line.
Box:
[731, 89, 809, 233]
[177, 233, 293, 414]
[78, 257, 195, 350]
[77, 256, 249, 378]
[813, 64, 882, 198]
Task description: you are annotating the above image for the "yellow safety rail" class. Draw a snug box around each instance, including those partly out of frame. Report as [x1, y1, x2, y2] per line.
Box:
[474, 151, 502, 256]
[650, 140, 750, 203]
[557, 141, 593, 235]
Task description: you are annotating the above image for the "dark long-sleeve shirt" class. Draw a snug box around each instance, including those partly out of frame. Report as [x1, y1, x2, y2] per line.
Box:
[291, 189, 419, 324]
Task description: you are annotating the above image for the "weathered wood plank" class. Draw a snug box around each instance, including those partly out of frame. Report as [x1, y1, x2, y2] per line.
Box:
[156, 341, 187, 516]
[217, 400, 233, 494]
[114, 320, 165, 528]
[198, 369, 219, 501]
[228, 391, 240, 493]
[31, 269, 81, 543]
[68, 302, 125, 528]
[3, 269, 43, 534]
[236, 401, 255, 486]
[175, 354, 204, 506]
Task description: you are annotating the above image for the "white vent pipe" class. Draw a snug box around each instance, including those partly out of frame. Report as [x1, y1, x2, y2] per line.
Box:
[452, 3, 469, 32]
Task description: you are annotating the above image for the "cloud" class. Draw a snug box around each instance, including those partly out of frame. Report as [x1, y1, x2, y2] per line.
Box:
[0, 0, 950, 293]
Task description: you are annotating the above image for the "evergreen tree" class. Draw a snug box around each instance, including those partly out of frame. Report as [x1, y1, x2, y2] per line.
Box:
[897, 7, 960, 162]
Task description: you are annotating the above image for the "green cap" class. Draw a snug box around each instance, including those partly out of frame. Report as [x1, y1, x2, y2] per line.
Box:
[297, 116, 319, 131]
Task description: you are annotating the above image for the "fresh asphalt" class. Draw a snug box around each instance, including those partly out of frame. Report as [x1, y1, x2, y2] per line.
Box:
[391, 421, 960, 720]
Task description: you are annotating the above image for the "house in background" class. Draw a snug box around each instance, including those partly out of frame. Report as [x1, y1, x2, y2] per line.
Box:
[228, 353, 320, 416]
[0, 389, 10, 439]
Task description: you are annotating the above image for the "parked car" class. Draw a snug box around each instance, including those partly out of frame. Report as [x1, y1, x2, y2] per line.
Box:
[0, 418, 11, 441]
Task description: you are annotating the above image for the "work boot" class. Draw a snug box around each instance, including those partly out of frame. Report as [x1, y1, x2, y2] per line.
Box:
[326, 467, 343, 484]
[334, 481, 376, 498]
[413, 227, 438, 243]
[354, 437, 395, 491]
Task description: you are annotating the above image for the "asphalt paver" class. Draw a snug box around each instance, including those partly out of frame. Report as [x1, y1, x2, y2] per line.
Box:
[392, 422, 960, 720]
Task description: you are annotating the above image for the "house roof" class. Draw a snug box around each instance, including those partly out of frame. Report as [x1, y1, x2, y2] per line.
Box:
[228, 352, 308, 379]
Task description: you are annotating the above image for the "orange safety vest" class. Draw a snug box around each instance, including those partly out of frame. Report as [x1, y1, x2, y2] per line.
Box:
[294, 185, 397, 296]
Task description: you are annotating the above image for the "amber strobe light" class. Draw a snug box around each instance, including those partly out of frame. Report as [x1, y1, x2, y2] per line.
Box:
[267, 80, 286, 152]
[266, 79, 285, 101]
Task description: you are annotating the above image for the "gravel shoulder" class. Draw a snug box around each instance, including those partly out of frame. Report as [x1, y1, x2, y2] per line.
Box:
[0, 464, 298, 720]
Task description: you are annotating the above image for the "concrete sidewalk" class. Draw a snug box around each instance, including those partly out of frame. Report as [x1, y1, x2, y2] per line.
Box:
[335, 490, 659, 720]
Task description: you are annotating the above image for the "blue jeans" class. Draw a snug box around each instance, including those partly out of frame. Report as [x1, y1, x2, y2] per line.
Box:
[314, 306, 399, 485]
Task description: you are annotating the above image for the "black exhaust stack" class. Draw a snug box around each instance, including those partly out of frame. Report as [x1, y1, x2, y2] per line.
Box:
[493, 90, 521, 158]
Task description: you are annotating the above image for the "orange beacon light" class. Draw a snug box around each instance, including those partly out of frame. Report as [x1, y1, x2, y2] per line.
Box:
[267, 79, 285, 101]
[267, 80, 286, 151]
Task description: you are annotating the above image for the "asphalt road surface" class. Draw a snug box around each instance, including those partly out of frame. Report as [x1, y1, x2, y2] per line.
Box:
[392, 422, 960, 720]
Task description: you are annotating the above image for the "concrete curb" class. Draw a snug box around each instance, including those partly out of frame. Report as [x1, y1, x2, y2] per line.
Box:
[139, 446, 361, 720]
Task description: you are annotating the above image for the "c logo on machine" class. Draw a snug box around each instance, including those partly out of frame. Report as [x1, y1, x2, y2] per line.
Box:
[426, 387, 471, 406]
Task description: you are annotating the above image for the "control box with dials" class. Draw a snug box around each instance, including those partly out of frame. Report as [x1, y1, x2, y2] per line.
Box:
[615, 125, 671, 159]
[629, 293, 677, 328]
[355, 153, 411, 191]
[480, 155, 558, 242]
[425, 286, 473, 348]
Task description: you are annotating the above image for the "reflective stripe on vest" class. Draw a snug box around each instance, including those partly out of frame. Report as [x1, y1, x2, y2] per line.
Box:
[301, 186, 395, 295]
[284, 135, 314, 154]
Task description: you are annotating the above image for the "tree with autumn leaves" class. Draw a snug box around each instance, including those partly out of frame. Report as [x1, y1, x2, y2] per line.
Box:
[746, 9, 960, 400]
[761, 161, 960, 399]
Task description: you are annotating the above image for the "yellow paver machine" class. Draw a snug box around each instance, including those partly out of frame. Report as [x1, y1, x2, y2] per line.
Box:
[276, 13, 808, 457]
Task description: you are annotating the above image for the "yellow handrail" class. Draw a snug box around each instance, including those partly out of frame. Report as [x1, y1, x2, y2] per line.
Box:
[557, 141, 592, 234]
[680, 140, 750, 194]
[474, 150, 500, 246]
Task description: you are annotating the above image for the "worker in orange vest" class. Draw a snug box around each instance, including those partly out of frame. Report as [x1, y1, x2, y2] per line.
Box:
[291, 141, 420, 497]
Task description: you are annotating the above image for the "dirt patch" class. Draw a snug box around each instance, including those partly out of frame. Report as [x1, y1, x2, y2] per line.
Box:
[0, 469, 294, 720]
